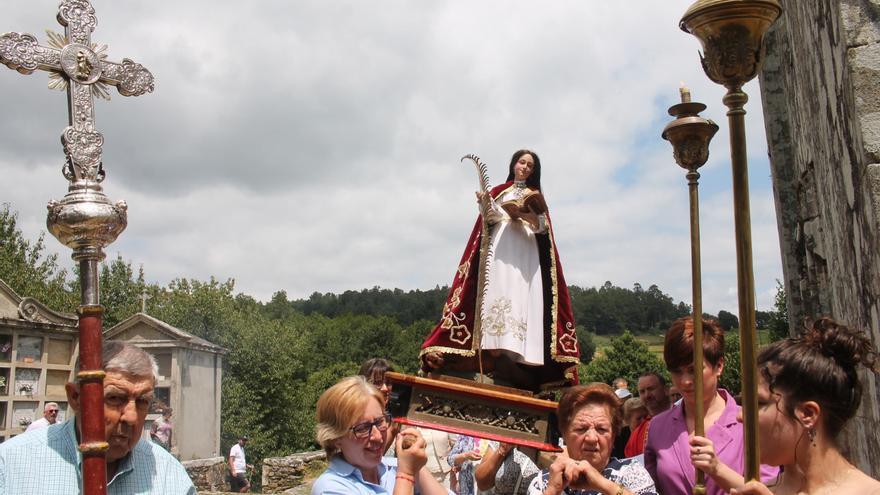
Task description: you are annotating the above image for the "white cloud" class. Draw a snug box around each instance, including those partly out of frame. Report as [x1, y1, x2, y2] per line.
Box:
[1, 0, 783, 315]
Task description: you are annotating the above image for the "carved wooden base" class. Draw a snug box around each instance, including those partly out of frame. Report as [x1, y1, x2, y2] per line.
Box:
[385, 372, 561, 452]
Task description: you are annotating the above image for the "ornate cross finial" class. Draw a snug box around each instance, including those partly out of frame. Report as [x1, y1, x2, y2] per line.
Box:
[0, 0, 154, 186]
[0, 0, 154, 257]
[139, 289, 150, 313]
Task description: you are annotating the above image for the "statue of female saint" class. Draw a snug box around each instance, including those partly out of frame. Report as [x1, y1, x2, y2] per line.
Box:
[420, 149, 580, 391]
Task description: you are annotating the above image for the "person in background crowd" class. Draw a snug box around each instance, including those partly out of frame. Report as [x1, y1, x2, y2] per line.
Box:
[475, 440, 541, 494]
[625, 372, 671, 457]
[25, 402, 59, 432]
[150, 407, 173, 451]
[611, 396, 634, 460]
[723, 318, 879, 494]
[528, 383, 656, 495]
[421, 428, 455, 489]
[359, 358, 394, 404]
[622, 399, 648, 441]
[0, 341, 195, 494]
[644, 317, 777, 495]
[311, 376, 448, 495]
[359, 358, 399, 452]
[229, 435, 254, 493]
[668, 385, 682, 404]
[612, 378, 628, 392]
[448, 435, 482, 495]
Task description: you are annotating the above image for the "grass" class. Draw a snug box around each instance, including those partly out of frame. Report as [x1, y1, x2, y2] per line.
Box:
[592, 328, 775, 359]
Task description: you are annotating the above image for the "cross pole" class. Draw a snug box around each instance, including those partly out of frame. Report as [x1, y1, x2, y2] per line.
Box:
[0, 2, 153, 494]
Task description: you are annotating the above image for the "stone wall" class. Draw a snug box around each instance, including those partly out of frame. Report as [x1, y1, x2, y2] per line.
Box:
[181, 456, 227, 492]
[759, 0, 880, 476]
[261, 450, 326, 494]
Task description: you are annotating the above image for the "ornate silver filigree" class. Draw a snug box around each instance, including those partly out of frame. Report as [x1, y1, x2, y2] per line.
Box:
[62, 127, 104, 179]
[0, 32, 61, 73]
[0, 1, 154, 186]
[415, 394, 541, 434]
[0, 0, 152, 268]
[109, 58, 155, 96]
[57, 0, 97, 46]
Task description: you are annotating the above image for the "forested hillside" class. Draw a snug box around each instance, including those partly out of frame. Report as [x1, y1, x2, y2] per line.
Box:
[0, 204, 787, 480]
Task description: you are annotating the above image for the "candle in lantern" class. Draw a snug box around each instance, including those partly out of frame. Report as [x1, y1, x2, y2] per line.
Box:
[680, 83, 692, 103]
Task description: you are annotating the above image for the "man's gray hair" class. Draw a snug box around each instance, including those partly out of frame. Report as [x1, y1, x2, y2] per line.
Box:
[75, 341, 159, 383]
[44, 402, 58, 411]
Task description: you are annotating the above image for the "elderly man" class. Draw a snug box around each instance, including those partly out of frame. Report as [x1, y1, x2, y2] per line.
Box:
[0, 341, 195, 494]
[625, 372, 672, 457]
[25, 402, 60, 432]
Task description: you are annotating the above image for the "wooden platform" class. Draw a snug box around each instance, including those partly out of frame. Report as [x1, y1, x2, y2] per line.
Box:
[385, 372, 562, 452]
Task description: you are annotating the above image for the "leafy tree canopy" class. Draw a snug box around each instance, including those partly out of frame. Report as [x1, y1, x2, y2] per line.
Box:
[580, 331, 667, 388]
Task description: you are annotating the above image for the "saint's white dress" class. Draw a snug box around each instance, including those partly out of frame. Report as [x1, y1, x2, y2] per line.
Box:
[479, 184, 547, 366]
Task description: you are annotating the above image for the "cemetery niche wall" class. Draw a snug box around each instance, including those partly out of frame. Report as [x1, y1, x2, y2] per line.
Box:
[0, 279, 78, 440]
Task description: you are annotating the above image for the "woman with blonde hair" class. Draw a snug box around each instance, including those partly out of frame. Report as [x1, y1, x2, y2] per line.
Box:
[311, 376, 449, 495]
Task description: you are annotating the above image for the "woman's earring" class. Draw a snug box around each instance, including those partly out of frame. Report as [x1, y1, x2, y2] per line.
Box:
[808, 427, 816, 446]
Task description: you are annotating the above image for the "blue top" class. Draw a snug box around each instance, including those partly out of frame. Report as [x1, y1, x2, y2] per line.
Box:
[0, 419, 196, 495]
[447, 435, 478, 495]
[312, 455, 400, 494]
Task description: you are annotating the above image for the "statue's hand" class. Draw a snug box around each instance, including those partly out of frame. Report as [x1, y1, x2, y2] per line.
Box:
[424, 351, 445, 369]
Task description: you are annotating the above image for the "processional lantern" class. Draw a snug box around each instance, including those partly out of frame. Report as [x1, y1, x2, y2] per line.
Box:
[0, 1, 154, 494]
[663, 87, 718, 494]
[679, 0, 781, 481]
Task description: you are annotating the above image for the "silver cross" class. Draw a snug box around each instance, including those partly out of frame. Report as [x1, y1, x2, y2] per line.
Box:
[0, 0, 154, 184]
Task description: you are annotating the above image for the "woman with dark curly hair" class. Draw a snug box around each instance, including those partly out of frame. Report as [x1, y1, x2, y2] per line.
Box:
[731, 318, 880, 494]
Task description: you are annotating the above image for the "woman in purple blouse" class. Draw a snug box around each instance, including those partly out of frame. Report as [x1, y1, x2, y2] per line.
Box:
[643, 317, 777, 495]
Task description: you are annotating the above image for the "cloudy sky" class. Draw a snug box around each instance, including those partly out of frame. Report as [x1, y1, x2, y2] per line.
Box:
[1, 1, 783, 314]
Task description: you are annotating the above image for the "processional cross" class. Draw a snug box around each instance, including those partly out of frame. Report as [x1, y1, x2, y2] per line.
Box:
[0, 2, 153, 494]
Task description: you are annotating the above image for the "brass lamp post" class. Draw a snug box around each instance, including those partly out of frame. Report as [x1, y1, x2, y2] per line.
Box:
[680, 0, 781, 481]
[663, 88, 718, 495]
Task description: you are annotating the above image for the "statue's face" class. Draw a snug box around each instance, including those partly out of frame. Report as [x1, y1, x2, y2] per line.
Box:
[513, 154, 535, 181]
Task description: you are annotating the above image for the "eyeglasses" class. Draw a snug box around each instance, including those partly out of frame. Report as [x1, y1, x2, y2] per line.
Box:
[350, 413, 392, 439]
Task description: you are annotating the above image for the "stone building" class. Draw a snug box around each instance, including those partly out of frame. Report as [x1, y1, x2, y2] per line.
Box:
[0, 279, 78, 440]
[759, 0, 880, 475]
[106, 312, 227, 461]
[0, 278, 226, 461]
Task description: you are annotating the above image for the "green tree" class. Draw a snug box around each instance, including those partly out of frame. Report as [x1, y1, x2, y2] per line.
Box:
[287, 361, 360, 452]
[581, 331, 667, 387]
[767, 280, 789, 342]
[100, 255, 146, 327]
[0, 205, 75, 311]
[149, 277, 240, 347]
[577, 328, 597, 364]
[720, 332, 742, 397]
[716, 310, 739, 331]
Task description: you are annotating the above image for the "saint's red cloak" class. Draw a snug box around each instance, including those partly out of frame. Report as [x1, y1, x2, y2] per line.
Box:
[420, 182, 580, 388]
